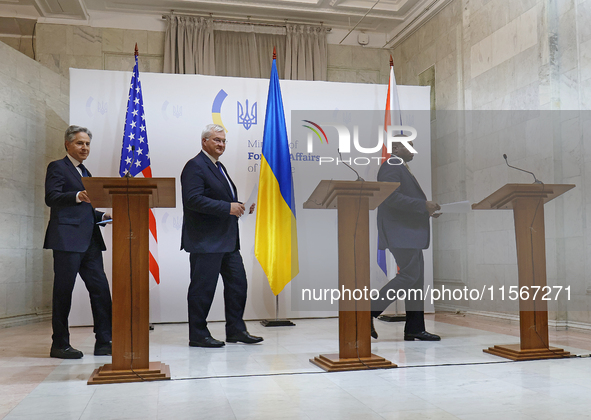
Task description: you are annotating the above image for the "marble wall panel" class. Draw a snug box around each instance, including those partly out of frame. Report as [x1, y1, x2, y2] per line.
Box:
[39, 65, 62, 100]
[327, 44, 352, 68]
[436, 249, 462, 280]
[0, 284, 5, 317]
[512, 47, 539, 92]
[0, 141, 13, 180]
[413, 44, 436, 75]
[417, 17, 436, 50]
[148, 31, 165, 56]
[35, 53, 62, 76]
[327, 69, 359, 83]
[0, 41, 68, 322]
[35, 24, 67, 55]
[5, 282, 28, 317]
[491, 19, 518, 68]
[562, 176, 584, 237]
[0, 249, 26, 285]
[578, 0, 591, 44]
[350, 46, 383, 70]
[354, 70, 380, 84]
[469, 5, 492, 47]
[400, 33, 419, 63]
[518, 3, 539, 54]
[0, 211, 20, 249]
[11, 144, 34, 185]
[508, 0, 537, 22]
[436, 72, 459, 110]
[436, 27, 458, 65]
[559, 69, 580, 110]
[489, 0, 510, 33]
[123, 30, 149, 55]
[67, 26, 103, 57]
[509, 81, 540, 109]
[102, 28, 124, 53]
[433, 130, 459, 167]
[0, 41, 18, 78]
[578, 78, 591, 109]
[470, 35, 492, 79]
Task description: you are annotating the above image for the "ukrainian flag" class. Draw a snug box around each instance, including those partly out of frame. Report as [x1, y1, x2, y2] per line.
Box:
[255, 57, 299, 295]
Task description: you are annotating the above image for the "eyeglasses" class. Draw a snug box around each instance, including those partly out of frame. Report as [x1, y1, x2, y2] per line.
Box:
[209, 137, 228, 144]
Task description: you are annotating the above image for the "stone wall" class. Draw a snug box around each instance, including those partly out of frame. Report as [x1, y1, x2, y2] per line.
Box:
[390, 0, 591, 327]
[0, 40, 69, 325]
[35, 24, 164, 78]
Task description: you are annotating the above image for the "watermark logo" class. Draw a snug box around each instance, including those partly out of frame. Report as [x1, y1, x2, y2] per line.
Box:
[302, 120, 329, 145]
[305, 124, 416, 154]
[237, 99, 257, 130]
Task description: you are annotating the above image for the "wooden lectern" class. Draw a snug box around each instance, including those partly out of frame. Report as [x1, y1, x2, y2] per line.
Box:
[82, 177, 175, 384]
[473, 183, 574, 361]
[304, 180, 399, 371]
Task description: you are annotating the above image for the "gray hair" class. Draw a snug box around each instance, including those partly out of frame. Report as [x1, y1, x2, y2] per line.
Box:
[64, 125, 92, 144]
[201, 124, 225, 140]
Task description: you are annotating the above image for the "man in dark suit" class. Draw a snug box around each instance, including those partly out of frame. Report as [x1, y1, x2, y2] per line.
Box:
[371, 141, 441, 341]
[181, 123, 263, 348]
[44, 125, 112, 359]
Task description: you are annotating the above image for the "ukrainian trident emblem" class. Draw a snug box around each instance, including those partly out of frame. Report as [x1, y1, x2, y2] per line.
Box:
[237, 100, 257, 130]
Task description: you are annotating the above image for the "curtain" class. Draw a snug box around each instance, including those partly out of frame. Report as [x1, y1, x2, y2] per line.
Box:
[164, 17, 327, 81]
[214, 27, 286, 79]
[164, 16, 215, 75]
[285, 25, 328, 81]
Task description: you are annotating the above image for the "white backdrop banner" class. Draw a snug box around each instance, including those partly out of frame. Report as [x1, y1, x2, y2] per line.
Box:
[68, 69, 431, 325]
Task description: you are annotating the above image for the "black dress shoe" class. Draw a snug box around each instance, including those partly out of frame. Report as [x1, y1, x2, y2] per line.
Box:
[189, 336, 225, 348]
[371, 317, 378, 339]
[404, 331, 441, 341]
[50, 346, 83, 359]
[226, 331, 263, 344]
[94, 342, 112, 356]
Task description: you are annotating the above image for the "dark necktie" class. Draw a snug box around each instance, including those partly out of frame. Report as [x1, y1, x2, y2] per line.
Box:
[216, 162, 235, 200]
[78, 163, 90, 177]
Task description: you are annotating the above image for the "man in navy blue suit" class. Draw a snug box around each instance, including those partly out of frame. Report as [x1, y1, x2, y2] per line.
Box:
[181, 124, 263, 348]
[371, 140, 441, 341]
[44, 125, 112, 359]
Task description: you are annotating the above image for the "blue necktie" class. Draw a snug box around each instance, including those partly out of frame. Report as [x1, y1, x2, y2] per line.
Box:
[78, 163, 90, 177]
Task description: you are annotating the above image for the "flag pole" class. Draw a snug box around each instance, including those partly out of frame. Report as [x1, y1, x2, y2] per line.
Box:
[377, 55, 406, 323]
[259, 46, 296, 328]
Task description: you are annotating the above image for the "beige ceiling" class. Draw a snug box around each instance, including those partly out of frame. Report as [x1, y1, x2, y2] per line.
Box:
[0, 0, 450, 46]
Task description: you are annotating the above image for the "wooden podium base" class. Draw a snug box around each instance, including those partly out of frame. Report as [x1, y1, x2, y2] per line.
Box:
[310, 353, 397, 372]
[88, 362, 171, 385]
[484, 344, 571, 361]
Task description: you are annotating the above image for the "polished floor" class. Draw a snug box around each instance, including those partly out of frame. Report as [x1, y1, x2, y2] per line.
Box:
[2, 314, 591, 420]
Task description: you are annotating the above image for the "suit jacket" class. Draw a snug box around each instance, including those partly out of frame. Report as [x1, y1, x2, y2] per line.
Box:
[43, 156, 106, 252]
[180, 151, 240, 254]
[377, 160, 430, 250]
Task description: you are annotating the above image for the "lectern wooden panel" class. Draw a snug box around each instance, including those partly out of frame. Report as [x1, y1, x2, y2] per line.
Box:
[83, 177, 175, 384]
[473, 183, 574, 361]
[304, 180, 399, 371]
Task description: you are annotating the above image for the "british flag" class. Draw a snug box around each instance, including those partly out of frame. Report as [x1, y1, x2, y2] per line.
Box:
[119, 50, 160, 284]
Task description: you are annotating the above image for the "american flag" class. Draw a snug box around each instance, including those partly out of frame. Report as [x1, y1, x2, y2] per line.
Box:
[119, 51, 160, 284]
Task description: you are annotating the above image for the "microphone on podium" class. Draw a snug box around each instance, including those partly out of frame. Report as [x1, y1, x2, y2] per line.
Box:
[338, 149, 365, 182]
[503, 154, 542, 184]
